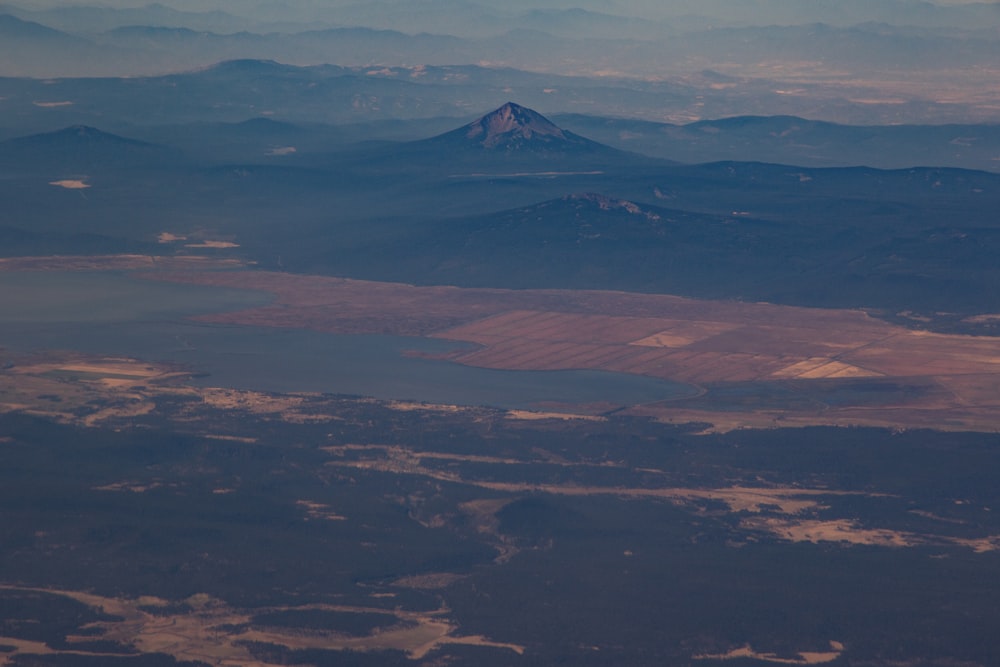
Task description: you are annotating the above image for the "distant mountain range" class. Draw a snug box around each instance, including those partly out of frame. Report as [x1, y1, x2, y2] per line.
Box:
[1, 7, 999, 128]
[3, 0, 999, 36]
[5, 83, 1000, 172]
[5, 59, 1000, 159]
[554, 114, 1000, 172]
[14, 20, 992, 78]
[2, 100, 1000, 330]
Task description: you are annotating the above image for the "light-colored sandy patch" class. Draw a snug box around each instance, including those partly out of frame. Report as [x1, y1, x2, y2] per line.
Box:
[157, 232, 187, 243]
[629, 321, 737, 348]
[81, 397, 155, 427]
[322, 444, 523, 471]
[55, 362, 162, 378]
[0, 636, 57, 663]
[772, 358, 882, 379]
[848, 98, 908, 105]
[952, 536, 1000, 553]
[322, 443, 620, 472]
[93, 481, 165, 493]
[8, 355, 160, 381]
[266, 146, 296, 156]
[818, 364, 884, 379]
[745, 518, 1000, 552]
[506, 409, 605, 421]
[387, 400, 462, 413]
[134, 595, 171, 607]
[0, 351, 342, 431]
[198, 388, 307, 413]
[204, 434, 258, 443]
[296, 500, 347, 521]
[694, 641, 843, 664]
[33, 100, 73, 107]
[747, 518, 917, 548]
[49, 179, 89, 189]
[281, 411, 343, 424]
[963, 313, 1000, 324]
[909, 509, 966, 525]
[0, 353, 205, 428]
[184, 241, 240, 249]
[188, 387, 337, 424]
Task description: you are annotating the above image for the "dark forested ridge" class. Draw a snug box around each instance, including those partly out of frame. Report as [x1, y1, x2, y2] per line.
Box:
[2, 102, 1000, 331]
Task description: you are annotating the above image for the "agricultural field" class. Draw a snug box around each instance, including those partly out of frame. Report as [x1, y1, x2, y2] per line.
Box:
[149, 268, 1000, 432]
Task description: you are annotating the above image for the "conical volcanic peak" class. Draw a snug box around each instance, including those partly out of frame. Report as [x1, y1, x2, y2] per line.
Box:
[438, 101, 607, 153]
[9, 125, 150, 147]
[465, 102, 567, 148]
[0, 125, 176, 171]
[407, 101, 630, 164]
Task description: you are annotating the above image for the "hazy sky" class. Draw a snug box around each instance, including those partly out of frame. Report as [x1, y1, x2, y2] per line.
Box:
[9, 0, 990, 10]
[8, 0, 997, 27]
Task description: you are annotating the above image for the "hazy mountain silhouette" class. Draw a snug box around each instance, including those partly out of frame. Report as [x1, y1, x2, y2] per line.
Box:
[0, 125, 178, 171]
[3, 3, 250, 34]
[392, 102, 642, 171]
[553, 113, 1000, 172]
[0, 12, 78, 40]
[435, 102, 603, 152]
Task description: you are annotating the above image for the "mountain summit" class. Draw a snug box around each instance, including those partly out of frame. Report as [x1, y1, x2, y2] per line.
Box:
[428, 102, 607, 155]
[465, 102, 569, 149]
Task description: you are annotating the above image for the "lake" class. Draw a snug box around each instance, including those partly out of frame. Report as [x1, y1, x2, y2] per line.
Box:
[0, 270, 697, 409]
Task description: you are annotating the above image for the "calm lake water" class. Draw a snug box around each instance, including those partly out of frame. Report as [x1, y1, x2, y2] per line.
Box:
[0, 271, 696, 409]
